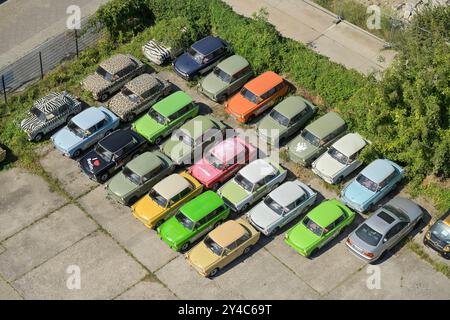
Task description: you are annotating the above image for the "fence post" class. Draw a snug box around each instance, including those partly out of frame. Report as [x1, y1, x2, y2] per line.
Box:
[1, 75, 7, 104]
[39, 52, 44, 79]
[75, 29, 79, 58]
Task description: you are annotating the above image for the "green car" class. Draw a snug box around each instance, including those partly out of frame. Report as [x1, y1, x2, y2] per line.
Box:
[157, 190, 231, 252]
[161, 115, 226, 165]
[285, 199, 355, 257]
[287, 112, 346, 166]
[132, 91, 199, 144]
[198, 55, 253, 102]
[107, 151, 175, 205]
[257, 96, 316, 145]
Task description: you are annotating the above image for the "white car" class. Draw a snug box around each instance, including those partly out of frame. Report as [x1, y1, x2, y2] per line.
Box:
[312, 133, 368, 184]
[247, 180, 317, 236]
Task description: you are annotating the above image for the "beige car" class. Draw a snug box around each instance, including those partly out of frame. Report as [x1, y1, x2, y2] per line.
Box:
[185, 218, 260, 277]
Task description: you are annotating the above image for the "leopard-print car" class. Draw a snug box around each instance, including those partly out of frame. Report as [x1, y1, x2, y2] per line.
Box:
[108, 73, 172, 122]
[81, 54, 147, 102]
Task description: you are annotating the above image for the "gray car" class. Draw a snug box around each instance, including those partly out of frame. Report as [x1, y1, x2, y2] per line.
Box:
[346, 197, 423, 262]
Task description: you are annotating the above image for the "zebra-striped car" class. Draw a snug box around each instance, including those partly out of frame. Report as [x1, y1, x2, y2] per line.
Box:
[142, 39, 183, 66]
[20, 91, 82, 142]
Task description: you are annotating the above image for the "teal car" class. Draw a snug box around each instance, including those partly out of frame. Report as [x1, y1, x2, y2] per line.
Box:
[285, 199, 355, 257]
[132, 91, 199, 144]
[157, 190, 230, 252]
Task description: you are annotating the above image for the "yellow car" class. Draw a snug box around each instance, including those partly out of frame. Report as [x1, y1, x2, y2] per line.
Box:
[185, 217, 260, 277]
[132, 171, 203, 229]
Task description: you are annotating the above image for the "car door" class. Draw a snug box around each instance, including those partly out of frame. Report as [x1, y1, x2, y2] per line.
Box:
[252, 180, 267, 203]
[375, 172, 397, 203]
[221, 241, 239, 268]
[254, 87, 277, 116]
[382, 221, 408, 250]
[319, 214, 347, 248]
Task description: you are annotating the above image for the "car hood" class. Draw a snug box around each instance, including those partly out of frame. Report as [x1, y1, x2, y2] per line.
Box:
[314, 152, 346, 178]
[287, 223, 320, 251]
[189, 159, 221, 184]
[109, 93, 136, 117]
[200, 74, 227, 95]
[258, 116, 286, 141]
[187, 242, 221, 270]
[342, 181, 375, 206]
[289, 136, 318, 160]
[21, 115, 45, 133]
[132, 195, 165, 224]
[82, 73, 110, 94]
[159, 218, 191, 246]
[162, 139, 192, 163]
[107, 172, 138, 199]
[248, 203, 281, 230]
[79, 149, 112, 175]
[227, 93, 255, 116]
[133, 115, 165, 141]
[174, 53, 201, 75]
[219, 180, 249, 205]
[52, 127, 83, 152]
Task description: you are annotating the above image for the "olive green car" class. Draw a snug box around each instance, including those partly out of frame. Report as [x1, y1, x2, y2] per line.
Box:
[287, 112, 346, 166]
[257, 96, 316, 145]
[107, 151, 175, 205]
[198, 55, 253, 102]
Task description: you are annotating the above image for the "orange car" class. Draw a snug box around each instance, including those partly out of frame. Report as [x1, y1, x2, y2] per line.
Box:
[224, 71, 288, 123]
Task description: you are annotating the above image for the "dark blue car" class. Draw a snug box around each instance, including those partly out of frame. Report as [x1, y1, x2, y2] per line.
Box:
[173, 36, 230, 80]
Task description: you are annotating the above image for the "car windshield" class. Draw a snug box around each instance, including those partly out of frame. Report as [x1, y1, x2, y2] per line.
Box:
[206, 152, 225, 170]
[148, 109, 167, 125]
[30, 107, 47, 122]
[328, 147, 349, 165]
[355, 223, 383, 246]
[176, 212, 195, 230]
[356, 174, 378, 192]
[96, 66, 113, 82]
[301, 130, 320, 147]
[176, 131, 194, 147]
[431, 221, 450, 243]
[204, 236, 223, 256]
[213, 67, 232, 83]
[149, 189, 168, 208]
[240, 87, 258, 104]
[67, 120, 88, 138]
[264, 196, 285, 215]
[187, 47, 203, 64]
[122, 87, 141, 104]
[122, 166, 141, 185]
[303, 216, 323, 236]
[95, 143, 113, 162]
[234, 173, 254, 192]
[270, 110, 289, 127]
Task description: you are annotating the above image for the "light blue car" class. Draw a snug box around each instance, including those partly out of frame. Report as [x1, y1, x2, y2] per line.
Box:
[340, 159, 404, 213]
[51, 106, 120, 158]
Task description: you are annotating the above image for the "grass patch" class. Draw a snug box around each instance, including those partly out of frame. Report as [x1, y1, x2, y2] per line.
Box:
[407, 241, 450, 279]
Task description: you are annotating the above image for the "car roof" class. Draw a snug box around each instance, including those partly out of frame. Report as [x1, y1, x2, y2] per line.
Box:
[72, 107, 105, 130]
[153, 174, 191, 200]
[181, 116, 217, 140]
[239, 158, 277, 184]
[209, 220, 246, 247]
[244, 71, 284, 96]
[99, 130, 136, 153]
[191, 36, 225, 55]
[308, 200, 345, 228]
[332, 133, 367, 157]
[273, 96, 310, 119]
[305, 112, 345, 139]
[33, 92, 75, 113]
[217, 55, 249, 75]
[269, 181, 306, 207]
[100, 54, 134, 75]
[126, 152, 163, 176]
[360, 159, 395, 184]
[152, 91, 193, 117]
[126, 73, 161, 96]
[180, 191, 224, 222]
[210, 137, 246, 164]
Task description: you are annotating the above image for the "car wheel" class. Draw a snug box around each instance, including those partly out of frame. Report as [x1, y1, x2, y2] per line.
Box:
[180, 242, 190, 253]
[127, 196, 139, 206]
[33, 133, 44, 142]
[208, 268, 219, 278]
[219, 93, 228, 103]
[99, 172, 110, 183]
[272, 183, 280, 191]
[243, 245, 252, 255]
[66, 115, 73, 123]
[125, 113, 135, 122]
[72, 149, 82, 158]
[309, 248, 319, 258]
[104, 130, 112, 138]
[154, 220, 164, 230]
[154, 137, 162, 145]
[213, 221, 222, 229]
[241, 203, 250, 213]
[100, 92, 109, 102]
[211, 183, 220, 191]
[336, 176, 344, 184]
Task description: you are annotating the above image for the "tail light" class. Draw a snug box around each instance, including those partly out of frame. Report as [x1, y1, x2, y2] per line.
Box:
[363, 251, 374, 258]
[346, 238, 352, 246]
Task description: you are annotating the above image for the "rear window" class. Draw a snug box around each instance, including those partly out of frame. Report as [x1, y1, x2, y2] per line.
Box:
[355, 223, 383, 246]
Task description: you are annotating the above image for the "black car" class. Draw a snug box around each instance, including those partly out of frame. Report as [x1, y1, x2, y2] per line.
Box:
[79, 129, 147, 183]
[173, 36, 230, 80]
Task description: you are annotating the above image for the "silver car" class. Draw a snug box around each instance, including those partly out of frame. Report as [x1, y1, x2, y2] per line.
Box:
[346, 197, 423, 262]
[246, 180, 317, 236]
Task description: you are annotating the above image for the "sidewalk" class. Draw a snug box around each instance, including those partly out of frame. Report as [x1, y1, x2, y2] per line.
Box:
[223, 0, 397, 75]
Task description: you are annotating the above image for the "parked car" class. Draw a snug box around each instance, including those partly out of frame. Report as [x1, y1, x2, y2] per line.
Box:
[142, 39, 183, 66]
[217, 158, 287, 213]
[347, 197, 423, 262]
[287, 112, 346, 166]
[198, 55, 252, 102]
[107, 151, 175, 205]
[78, 129, 147, 183]
[185, 217, 260, 277]
[256, 96, 316, 145]
[132, 172, 203, 229]
[285, 199, 355, 257]
[81, 54, 146, 101]
[161, 115, 226, 165]
[20, 91, 82, 142]
[225, 71, 289, 123]
[340, 159, 404, 213]
[188, 136, 257, 190]
[424, 214, 450, 258]
[108, 73, 172, 122]
[51, 106, 120, 158]
[132, 91, 199, 145]
[173, 35, 230, 80]
[158, 191, 231, 252]
[247, 180, 317, 236]
[312, 133, 368, 184]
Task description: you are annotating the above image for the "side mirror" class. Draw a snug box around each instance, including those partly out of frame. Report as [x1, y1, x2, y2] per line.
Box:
[383, 238, 388, 243]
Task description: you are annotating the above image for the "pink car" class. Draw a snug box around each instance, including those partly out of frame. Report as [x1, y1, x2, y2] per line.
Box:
[188, 136, 257, 190]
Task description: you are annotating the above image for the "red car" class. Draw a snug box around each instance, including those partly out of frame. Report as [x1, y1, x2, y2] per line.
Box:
[188, 136, 257, 190]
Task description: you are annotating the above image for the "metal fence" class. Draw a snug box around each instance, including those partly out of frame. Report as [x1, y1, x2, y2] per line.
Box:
[0, 17, 104, 104]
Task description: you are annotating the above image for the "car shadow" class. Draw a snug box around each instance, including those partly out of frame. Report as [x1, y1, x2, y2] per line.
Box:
[0, 144, 18, 168]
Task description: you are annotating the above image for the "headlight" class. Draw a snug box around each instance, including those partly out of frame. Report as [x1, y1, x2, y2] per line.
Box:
[444, 245, 450, 252]
[426, 232, 431, 240]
